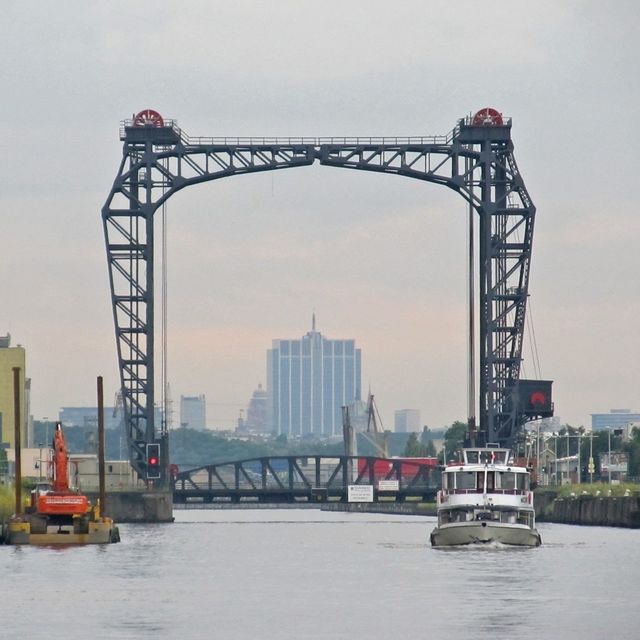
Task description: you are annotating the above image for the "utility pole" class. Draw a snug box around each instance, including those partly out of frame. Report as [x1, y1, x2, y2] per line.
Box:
[588, 430, 594, 484]
[608, 428, 612, 485]
[13, 367, 22, 515]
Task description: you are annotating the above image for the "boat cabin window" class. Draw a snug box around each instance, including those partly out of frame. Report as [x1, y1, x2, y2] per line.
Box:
[455, 471, 476, 490]
[517, 510, 533, 526]
[439, 509, 474, 525]
[497, 472, 516, 490]
[516, 473, 529, 491]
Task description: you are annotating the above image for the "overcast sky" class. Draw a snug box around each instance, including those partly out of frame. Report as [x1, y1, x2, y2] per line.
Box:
[1, 1, 638, 430]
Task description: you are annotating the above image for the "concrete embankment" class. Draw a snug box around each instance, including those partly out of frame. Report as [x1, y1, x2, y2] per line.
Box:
[535, 489, 640, 528]
[88, 491, 173, 523]
[175, 501, 436, 516]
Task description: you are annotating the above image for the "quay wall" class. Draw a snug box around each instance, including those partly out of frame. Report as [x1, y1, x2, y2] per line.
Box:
[83, 489, 640, 527]
[88, 491, 173, 523]
[535, 489, 640, 528]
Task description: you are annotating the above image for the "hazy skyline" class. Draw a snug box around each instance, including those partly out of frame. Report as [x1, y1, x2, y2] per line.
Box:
[1, 2, 638, 430]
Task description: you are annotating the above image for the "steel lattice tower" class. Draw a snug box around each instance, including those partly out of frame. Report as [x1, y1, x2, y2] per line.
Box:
[102, 108, 551, 478]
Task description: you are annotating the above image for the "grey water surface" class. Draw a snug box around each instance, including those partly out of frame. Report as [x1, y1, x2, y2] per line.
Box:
[3, 509, 639, 639]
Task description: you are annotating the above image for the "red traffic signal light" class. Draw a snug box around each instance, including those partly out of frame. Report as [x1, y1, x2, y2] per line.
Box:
[146, 443, 161, 479]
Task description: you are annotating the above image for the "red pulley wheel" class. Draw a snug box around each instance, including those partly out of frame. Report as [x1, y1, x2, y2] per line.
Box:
[133, 109, 164, 127]
[472, 107, 503, 126]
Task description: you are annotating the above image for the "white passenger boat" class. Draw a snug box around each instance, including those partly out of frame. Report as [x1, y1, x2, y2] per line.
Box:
[430, 447, 541, 547]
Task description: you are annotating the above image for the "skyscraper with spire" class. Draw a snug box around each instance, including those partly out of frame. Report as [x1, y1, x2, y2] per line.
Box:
[267, 316, 361, 437]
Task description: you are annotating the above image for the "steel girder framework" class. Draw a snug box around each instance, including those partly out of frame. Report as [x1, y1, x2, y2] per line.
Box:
[172, 455, 438, 503]
[101, 114, 535, 475]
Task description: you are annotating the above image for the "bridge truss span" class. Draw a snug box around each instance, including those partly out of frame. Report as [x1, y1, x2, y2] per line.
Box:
[172, 456, 439, 504]
[101, 109, 545, 478]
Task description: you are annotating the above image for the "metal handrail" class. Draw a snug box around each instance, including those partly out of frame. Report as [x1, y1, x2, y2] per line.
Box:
[177, 134, 453, 147]
[119, 115, 512, 149]
[119, 118, 462, 147]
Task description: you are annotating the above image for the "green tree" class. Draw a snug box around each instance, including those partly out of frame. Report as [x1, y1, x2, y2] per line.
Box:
[424, 439, 437, 457]
[403, 432, 438, 457]
[0, 447, 7, 479]
[403, 432, 422, 457]
[623, 426, 640, 478]
[442, 421, 467, 463]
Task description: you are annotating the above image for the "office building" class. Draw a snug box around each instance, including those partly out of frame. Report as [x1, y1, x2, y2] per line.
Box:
[180, 394, 206, 430]
[394, 409, 421, 433]
[591, 409, 640, 431]
[0, 334, 29, 448]
[267, 317, 361, 437]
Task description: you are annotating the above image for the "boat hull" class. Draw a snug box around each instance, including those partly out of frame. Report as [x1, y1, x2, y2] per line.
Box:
[2, 519, 120, 545]
[430, 522, 541, 547]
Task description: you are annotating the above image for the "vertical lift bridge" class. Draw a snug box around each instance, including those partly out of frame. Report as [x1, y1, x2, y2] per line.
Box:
[101, 108, 553, 480]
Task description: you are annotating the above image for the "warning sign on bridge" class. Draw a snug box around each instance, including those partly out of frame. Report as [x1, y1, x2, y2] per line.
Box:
[348, 485, 374, 503]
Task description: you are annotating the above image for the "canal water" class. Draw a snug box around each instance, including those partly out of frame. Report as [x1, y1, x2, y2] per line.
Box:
[3, 509, 639, 639]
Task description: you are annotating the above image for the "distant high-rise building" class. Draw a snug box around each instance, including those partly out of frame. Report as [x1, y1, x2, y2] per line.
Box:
[267, 316, 361, 437]
[180, 395, 206, 430]
[244, 383, 268, 432]
[394, 409, 421, 433]
[0, 334, 29, 448]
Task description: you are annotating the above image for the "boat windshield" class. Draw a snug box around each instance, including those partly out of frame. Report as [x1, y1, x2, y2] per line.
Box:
[463, 449, 509, 464]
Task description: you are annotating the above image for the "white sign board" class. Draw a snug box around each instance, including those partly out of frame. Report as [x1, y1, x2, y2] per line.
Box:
[348, 484, 374, 503]
[378, 479, 400, 492]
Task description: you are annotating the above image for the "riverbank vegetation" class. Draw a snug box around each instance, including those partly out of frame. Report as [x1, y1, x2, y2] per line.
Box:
[33, 420, 447, 468]
[0, 485, 16, 519]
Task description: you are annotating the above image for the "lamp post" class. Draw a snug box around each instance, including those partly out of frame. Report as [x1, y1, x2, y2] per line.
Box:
[577, 434, 581, 484]
[553, 431, 583, 485]
[38, 443, 43, 481]
[608, 428, 612, 485]
[566, 432, 583, 484]
[536, 422, 541, 484]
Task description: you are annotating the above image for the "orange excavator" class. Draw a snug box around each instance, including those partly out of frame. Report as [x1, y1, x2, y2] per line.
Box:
[3, 421, 119, 544]
[31, 423, 89, 517]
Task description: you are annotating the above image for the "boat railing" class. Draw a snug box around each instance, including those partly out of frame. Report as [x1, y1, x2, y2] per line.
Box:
[445, 488, 528, 496]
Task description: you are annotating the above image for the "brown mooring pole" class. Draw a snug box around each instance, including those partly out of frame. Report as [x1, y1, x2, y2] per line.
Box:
[13, 367, 22, 516]
[97, 376, 106, 517]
